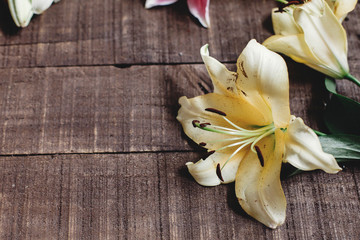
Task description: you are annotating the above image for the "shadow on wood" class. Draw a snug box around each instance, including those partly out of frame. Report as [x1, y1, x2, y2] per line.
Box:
[0, 1, 21, 36]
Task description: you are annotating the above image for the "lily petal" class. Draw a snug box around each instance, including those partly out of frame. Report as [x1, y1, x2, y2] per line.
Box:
[272, 8, 301, 35]
[145, 0, 178, 9]
[186, 150, 247, 186]
[8, 0, 33, 27]
[187, 0, 210, 28]
[177, 94, 271, 150]
[325, 0, 358, 22]
[284, 117, 342, 173]
[200, 44, 239, 96]
[294, 0, 349, 77]
[263, 34, 344, 78]
[235, 129, 286, 229]
[237, 40, 290, 128]
[31, 0, 54, 14]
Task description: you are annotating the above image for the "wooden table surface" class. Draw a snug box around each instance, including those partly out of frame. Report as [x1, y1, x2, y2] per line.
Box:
[0, 0, 359, 239]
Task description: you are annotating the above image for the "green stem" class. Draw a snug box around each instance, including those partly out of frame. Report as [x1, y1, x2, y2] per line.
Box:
[313, 130, 326, 136]
[344, 73, 360, 88]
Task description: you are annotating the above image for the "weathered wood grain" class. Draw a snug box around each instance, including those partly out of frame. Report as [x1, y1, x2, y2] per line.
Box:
[0, 0, 359, 239]
[0, 0, 359, 68]
[0, 153, 358, 240]
[1, 61, 358, 155]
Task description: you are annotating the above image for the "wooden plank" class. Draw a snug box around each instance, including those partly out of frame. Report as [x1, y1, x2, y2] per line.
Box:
[0, 0, 358, 67]
[1, 62, 358, 155]
[0, 64, 194, 154]
[0, 152, 358, 239]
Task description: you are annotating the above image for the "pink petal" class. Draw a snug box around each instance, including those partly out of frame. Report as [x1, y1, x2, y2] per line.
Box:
[145, 0, 178, 9]
[187, 0, 210, 28]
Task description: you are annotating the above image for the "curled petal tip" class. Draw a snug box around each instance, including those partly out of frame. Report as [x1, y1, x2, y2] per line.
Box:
[145, 0, 178, 9]
[187, 0, 210, 28]
[186, 159, 221, 186]
[200, 44, 209, 55]
[268, 220, 284, 229]
[285, 117, 342, 174]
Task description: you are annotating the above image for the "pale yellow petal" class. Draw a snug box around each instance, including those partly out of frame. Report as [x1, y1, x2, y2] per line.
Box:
[186, 150, 247, 186]
[284, 116, 342, 173]
[177, 94, 272, 150]
[200, 44, 239, 96]
[263, 35, 313, 64]
[325, 0, 357, 22]
[272, 8, 301, 35]
[325, 0, 336, 10]
[8, 0, 33, 27]
[294, 0, 349, 77]
[237, 39, 290, 128]
[235, 129, 286, 229]
[263, 34, 344, 78]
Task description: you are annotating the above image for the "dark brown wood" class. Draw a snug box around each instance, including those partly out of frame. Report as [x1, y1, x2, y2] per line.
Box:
[0, 64, 203, 154]
[0, 153, 358, 239]
[1, 61, 358, 155]
[0, 0, 359, 238]
[0, 0, 357, 68]
[0, 0, 268, 67]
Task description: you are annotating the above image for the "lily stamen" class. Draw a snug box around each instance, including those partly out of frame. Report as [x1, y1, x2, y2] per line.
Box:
[193, 112, 276, 171]
[220, 140, 254, 171]
[216, 138, 257, 152]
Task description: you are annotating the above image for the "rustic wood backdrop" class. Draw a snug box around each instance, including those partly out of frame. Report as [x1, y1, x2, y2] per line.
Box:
[0, 0, 359, 239]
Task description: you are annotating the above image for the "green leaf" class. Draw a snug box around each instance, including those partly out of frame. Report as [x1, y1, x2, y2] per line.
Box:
[324, 78, 360, 134]
[319, 134, 360, 161]
[325, 77, 336, 93]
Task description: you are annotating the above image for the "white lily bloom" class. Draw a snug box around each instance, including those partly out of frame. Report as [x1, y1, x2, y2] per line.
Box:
[263, 0, 354, 79]
[177, 40, 341, 228]
[8, 0, 60, 27]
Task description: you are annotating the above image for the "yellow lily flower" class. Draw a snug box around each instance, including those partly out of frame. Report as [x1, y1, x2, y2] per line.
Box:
[177, 40, 341, 228]
[263, 0, 356, 81]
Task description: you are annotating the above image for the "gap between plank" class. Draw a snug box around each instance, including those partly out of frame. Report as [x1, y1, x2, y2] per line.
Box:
[0, 61, 237, 70]
[0, 149, 200, 158]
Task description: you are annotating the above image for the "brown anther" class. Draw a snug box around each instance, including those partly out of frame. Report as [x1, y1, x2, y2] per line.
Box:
[192, 120, 200, 128]
[200, 123, 211, 128]
[205, 108, 227, 116]
[199, 142, 207, 147]
[216, 163, 224, 182]
[255, 146, 264, 167]
[276, 0, 306, 13]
